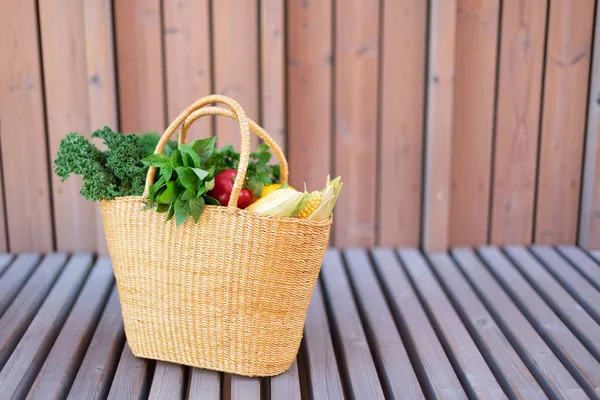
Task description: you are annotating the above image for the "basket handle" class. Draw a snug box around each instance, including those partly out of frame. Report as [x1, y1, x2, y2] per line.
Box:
[179, 106, 288, 182]
[143, 94, 288, 209]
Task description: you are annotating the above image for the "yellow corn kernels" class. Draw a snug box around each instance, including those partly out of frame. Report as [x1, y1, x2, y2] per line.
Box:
[298, 191, 323, 219]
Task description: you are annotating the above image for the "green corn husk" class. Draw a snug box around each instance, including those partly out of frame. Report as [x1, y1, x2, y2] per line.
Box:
[247, 188, 312, 217]
[307, 176, 343, 221]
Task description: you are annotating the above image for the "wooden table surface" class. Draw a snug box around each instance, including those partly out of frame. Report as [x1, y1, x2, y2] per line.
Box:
[0, 246, 599, 399]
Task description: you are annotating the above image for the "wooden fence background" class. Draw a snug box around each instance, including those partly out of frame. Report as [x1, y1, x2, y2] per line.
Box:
[2, 0, 600, 253]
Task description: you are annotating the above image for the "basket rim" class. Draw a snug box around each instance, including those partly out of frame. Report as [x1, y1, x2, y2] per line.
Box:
[100, 196, 333, 227]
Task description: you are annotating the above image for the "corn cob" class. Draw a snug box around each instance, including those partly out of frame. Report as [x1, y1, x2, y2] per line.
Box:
[298, 191, 323, 219]
[246, 188, 311, 217]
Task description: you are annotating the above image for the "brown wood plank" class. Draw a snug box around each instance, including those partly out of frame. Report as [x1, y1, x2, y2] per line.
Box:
[478, 246, 600, 398]
[535, 0, 595, 243]
[148, 362, 185, 399]
[27, 259, 115, 399]
[452, 248, 587, 399]
[0, 254, 40, 317]
[344, 248, 424, 399]
[0, 0, 54, 253]
[378, 0, 427, 247]
[286, 0, 333, 192]
[260, 0, 285, 149]
[0, 254, 14, 278]
[223, 374, 261, 400]
[163, 0, 212, 138]
[107, 343, 152, 399]
[0, 253, 94, 399]
[429, 252, 546, 399]
[321, 250, 385, 398]
[68, 286, 125, 400]
[371, 248, 466, 399]
[531, 245, 600, 323]
[114, 0, 165, 133]
[557, 245, 600, 291]
[303, 280, 344, 400]
[83, 0, 119, 257]
[578, 0, 600, 250]
[333, 0, 379, 247]
[450, 0, 499, 246]
[423, 0, 458, 251]
[490, 0, 548, 244]
[399, 249, 506, 398]
[505, 245, 600, 360]
[188, 368, 220, 399]
[0, 254, 66, 369]
[39, 0, 98, 251]
[212, 0, 259, 149]
[270, 359, 301, 400]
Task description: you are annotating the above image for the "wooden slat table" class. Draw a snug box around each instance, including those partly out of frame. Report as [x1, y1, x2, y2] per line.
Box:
[0, 247, 599, 399]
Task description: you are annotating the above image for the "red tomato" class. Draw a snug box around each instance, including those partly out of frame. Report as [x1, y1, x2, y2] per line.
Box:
[208, 169, 251, 209]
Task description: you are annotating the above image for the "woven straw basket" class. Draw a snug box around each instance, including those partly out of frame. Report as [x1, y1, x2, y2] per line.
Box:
[100, 95, 331, 376]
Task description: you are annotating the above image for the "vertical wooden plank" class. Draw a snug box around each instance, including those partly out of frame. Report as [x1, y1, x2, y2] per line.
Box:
[223, 374, 261, 400]
[212, 0, 259, 149]
[490, 0, 548, 245]
[450, 0, 500, 246]
[260, 0, 286, 150]
[333, 0, 380, 246]
[163, 0, 212, 138]
[83, 0, 119, 256]
[270, 359, 301, 400]
[580, 3, 600, 249]
[378, 0, 427, 246]
[0, 254, 41, 318]
[114, 0, 165, 133]
[422, 0, 458, 251]
[0, 0, 54, 252]
[107, 343, 152, 399]
[286, 0, 333, 191]
[40, 0, 97, 251]
[148, 362, 185, 399]
[535, 0, 595, 243]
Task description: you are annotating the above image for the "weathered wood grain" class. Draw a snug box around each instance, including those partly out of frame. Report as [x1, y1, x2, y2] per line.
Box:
[0, 253, 40, 317]
[260, 0, 286, 149]
[212, 0, 259, 149]
[344, 248, 424, 399]
[303, 280, 344, 400]
[163, 0, 212, 138]
[27, 259, 115, 399]
[0, 254, 66, 369]
[399, 249, 506, 398]
[68, 286, 125, 400]
[107, 343, 152, 399]
[39, 0, 96, 251]
[114, 0, 165, 133]
[450, 0, 500, 245]
[531, 245, 600, 324]
[372, 248, 466, 399]
[188, 368, 220, 399]
[0, 0, 54, 253]
[0, 254, 93, 399]
[378, 0, 427, 246]
[535, 0, 595, 243]
[286, 0, 333, 192]
[557, 245, 600, 291]
[453, 248, 587, 399]
[505, 245, 600, 360]
[430, 252, 546, 399]
[423, 0, 458, 251]
[223, 373, 261, 400]
[270, 359, 301, 400]
[148, 361, 185, 400]
[490, 0, 548, 244]
[321, 250, 385, 399]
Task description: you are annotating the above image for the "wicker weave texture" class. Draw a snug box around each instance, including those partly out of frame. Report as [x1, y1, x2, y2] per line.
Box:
[100, 95, 332, 376]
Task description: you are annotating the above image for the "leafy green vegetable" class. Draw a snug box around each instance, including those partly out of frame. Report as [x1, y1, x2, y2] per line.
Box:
[53, 127, 176, 201]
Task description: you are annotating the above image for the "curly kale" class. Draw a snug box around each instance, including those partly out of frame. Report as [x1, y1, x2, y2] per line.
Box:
[54, 127, 176, 201]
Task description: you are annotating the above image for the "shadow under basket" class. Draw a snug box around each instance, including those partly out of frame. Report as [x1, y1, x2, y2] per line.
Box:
[99, 95, 332, 377]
